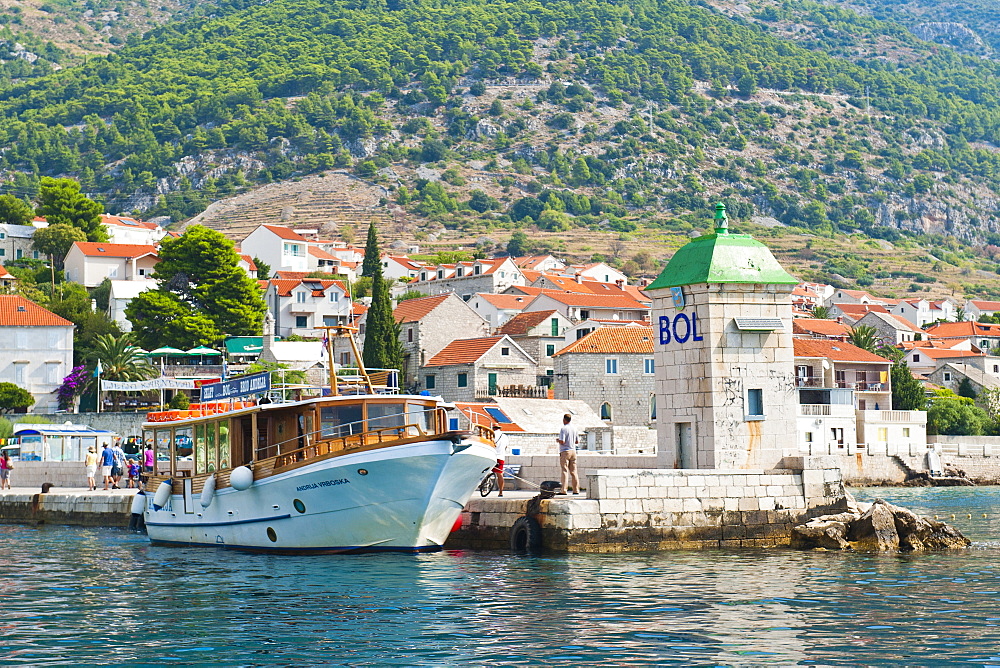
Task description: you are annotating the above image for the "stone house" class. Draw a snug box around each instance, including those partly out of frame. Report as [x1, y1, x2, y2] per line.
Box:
[925, 321, 1000, 354]
[552, 326, 656, 425]
[0, 223, 41, 263]
[854, 310, 925, 345]
[564, 318, 650, 344]
[392, 293, 490, 389]
[420, 335, 538, 401]
[903, 346, 985, 375]
[827, 303, 889, 326]
[0, 295, 74, 413]
[928, 363, 1000, 396]
[63, 242, 159, 288]
[497, 309, 574, 380]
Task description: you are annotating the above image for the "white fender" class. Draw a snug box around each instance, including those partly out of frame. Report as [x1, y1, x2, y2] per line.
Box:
[152, 480, 172, 511]
[200, 474, 217, 508]
[130, 492, 147, 515]
[230, 466, 254, 491]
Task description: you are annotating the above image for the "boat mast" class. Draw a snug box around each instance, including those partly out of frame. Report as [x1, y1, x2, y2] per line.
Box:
[317, 325, 374, 395]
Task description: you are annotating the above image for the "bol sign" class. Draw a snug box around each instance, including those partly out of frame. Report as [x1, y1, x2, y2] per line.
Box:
[658, 312, 704, 346]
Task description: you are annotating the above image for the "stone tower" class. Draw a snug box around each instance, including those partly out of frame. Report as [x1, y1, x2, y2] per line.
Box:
[647, 204, 799, 470]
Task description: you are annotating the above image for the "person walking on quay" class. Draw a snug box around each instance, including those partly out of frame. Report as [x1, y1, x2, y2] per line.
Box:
[557, 413, 580, 495]
[491, 424, 509, 497]
[142, 444, 155, 474]
[110, 439, 126, 490]
[126, 459, 140, 489]
[100, 442, 115, 490]
[0, 451, 13, 490]
[85, 446, 99, 491]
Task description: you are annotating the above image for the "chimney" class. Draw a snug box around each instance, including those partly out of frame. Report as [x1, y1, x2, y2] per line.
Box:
[836, 316, 843, 324]
[615, 279, 624, 288]
[575, 273, 583, 284]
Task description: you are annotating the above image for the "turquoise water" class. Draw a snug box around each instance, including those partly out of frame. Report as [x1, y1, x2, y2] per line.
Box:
[2, 488, 1000, 665]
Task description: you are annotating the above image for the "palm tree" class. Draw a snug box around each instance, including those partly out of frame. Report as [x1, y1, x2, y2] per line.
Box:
[92, 333, 157, 411]
[847, 325, 879, 353]
[811, 306, 832, 319]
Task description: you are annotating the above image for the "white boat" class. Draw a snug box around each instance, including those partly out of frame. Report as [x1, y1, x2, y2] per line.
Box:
[140, 328, 497, 553]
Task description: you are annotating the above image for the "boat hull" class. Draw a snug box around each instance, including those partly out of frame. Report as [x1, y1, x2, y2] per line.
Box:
[144, 438, 496, 553]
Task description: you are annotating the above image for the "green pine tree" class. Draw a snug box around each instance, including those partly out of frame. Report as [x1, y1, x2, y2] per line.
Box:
[361, 221, 380, 277]
[362, 245, 403, 373]
[891, 362, 927, 411]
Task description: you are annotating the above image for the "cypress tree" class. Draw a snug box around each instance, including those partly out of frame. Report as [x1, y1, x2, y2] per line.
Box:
[891, 362, 927, 411]
[362, 220, 380, 277]
[362, 234, 404, 374]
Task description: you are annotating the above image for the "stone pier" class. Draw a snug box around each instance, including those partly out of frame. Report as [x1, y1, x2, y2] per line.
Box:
[0, 488, 136, 527]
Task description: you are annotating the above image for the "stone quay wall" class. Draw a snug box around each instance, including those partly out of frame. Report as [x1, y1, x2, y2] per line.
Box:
[7, 462, 92, 490]
[0, 490, 135, 527]
[450, 464, 848, 552]
[15, 412, 148, 438]
[503, 453, 660, 490]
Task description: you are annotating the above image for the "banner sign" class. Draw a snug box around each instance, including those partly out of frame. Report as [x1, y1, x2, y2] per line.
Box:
[102, 377, 197, 391]
[199, 372, 271, 401]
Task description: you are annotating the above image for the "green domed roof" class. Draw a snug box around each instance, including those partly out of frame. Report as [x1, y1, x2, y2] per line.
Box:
[648, 203, 798, 290]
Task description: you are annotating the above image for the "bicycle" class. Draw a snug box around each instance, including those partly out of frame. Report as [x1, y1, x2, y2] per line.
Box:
[478, 471, 497, 497]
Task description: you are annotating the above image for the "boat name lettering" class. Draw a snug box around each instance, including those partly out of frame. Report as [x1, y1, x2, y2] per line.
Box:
[295, 478, 351, 491]
[658, 311, 703, 346]
[200, 372, 272, 401]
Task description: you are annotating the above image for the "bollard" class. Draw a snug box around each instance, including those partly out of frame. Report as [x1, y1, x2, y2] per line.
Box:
[40, 482, 55, 494]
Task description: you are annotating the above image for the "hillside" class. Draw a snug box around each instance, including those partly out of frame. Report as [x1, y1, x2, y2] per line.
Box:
[7, 0, 1000, 300]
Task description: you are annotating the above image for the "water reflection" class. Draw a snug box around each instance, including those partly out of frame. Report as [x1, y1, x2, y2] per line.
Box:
[2, 487, 1000, 665]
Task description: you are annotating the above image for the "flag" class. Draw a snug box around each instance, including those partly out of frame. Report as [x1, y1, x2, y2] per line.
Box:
[320, 333, 329, 361]
[93, 359, 103, 378]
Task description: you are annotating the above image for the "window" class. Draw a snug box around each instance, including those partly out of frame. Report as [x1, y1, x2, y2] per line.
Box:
[139, 268, 146, 276]
[551, 318, 559, 336]
[832, 427, 845, 447]
[649, 394, 656, 420]
[546, 344, 555, 357]
[913, 354, 921, 362]
[330, 292, 339, 302]
[501, 347, 510, 356]
[283, 243, 303, 257]
[943, 372, 952, 382]
[457, 373, 468, 388]
[600, 402, 612, 420]
[32, 251, 39, 260]
[425, 375, 436, 389]
[323, 316, 340, 326]
[46, 362, 61, 384]
[340, 352, 351, 365]
[0, 232, 4, 238]
[903, 427, 910, 437]
[296, 291, 306, 303]
[0, 249, 4, 257]
[474, 265, 481, 275]
[580, 309, 590, 319]
[877, 427, 888, 442]
[982, 340, 990, 349]
[295, 316, 308, 328]
[605, 358, 619, 375]
[407, 328, 413, 342]
[746, 388, 764, 419]
[108, 266, 118, 278]
[15, 249, 22, 259]
[14, 362, 27, 384]
[643, 358, 655, 375]
[805, 431, 814, 444]
[462, 294, 471, 301]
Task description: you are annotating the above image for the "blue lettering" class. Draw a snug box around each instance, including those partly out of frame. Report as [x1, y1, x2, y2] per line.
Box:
[692, 312, 703, 341]
[673, 313, 691, 344]
[658, 316, 672, 345]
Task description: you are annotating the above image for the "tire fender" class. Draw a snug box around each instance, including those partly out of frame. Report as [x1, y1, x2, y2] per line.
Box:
[510, 515, 543, 554]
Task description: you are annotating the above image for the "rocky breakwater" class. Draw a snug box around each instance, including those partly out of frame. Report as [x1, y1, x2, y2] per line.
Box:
[791, 497, 969, 552]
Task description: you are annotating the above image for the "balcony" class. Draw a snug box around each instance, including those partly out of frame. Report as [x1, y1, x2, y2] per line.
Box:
[795, 376, 824, 387]
[799, 403, 855, 417]
[288, 301, 317, 313]
[474, 384, 551, 400]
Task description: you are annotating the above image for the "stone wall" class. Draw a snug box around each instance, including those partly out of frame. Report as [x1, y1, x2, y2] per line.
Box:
[0, 490, 134, 527]
[553, 351, 655, 426]
[450, 464, 848, 552]
[6, 461, 92, 490]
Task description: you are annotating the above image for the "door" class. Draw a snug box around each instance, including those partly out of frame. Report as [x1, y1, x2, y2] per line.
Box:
[677, 422, 694, 468]
[488, 373, 498, 395]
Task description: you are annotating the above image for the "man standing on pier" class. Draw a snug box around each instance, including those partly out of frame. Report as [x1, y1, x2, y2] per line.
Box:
[100, 443, 115, 491]
[557, 413, 580, 495]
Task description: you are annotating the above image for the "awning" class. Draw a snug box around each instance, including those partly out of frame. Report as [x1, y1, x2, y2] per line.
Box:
[148, 346, 186, 355]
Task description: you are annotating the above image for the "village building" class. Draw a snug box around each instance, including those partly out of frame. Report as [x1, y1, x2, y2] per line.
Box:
[410, 257, 525, 299]
[0, 223, 41, 263]
[925, 321, 1000, 354]
[391, 294, 490, 389]
[927, 363, 1000, 396]
[903, 346, 988, 375]
[564, 318, 651, 343]
[827, 302, 889, 325]
[264, 277, 351, 338]
[240, 224, 310, 274]
[520, 291, 650, 322]
[100, 214, 165, 246]
[552, 326, 657, 426]
[236, 254, 259, 280]
[469, 292, 533, 328]
[965, 299, 1000, 322]
[512, 255, 566, 273]
[854, 310, 925, 345]
[381, 255, 426, 281]
[420, 335, 538, 401]
[496, 309, 574, 381]
[0, 295, 74, 413]
[825, 288, 878, 306]
[565, 262, 628, 285]
[0, 265, 16, 290]
[63, 242, 159, 288]
[889, 298, 958, 328]
[108, 279, 158, 332]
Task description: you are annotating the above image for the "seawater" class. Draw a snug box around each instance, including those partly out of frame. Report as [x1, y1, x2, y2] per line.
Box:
[2, 487, 1000, 666]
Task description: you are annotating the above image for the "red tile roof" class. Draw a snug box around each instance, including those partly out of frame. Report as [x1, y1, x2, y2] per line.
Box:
[239, 254, 258, 271]
[533, 291, 648, 309]
[100, 214, 159, 230]
[498, 310, 559, 336]
[393, 294, 449, 323]
[793, 339, 891, 363]
[554, 326, 654, 356]
[0, 265, 13, 279]
[425, 336, 504, 366]
[908, 348, 984, 360]
[925, 321, 1000, 338]
[269, 278, 346, 297]
[261, 224, 308, 241]
[834, 304, 889, 315]
[0, 295, 72, 327]
[792, 318, 850, 337]
[970, 300, 1000, 311]
[477, 293, 533, 309]
[308, 246, 337, 261]
[72, 242, 158, 258]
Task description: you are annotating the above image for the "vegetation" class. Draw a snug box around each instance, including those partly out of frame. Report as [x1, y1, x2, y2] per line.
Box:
[125, 225, 266, 348]
[927, 390, 990, 436]
[890, 362, 927, 411]
[362, 228, 403, 374]
[91, 333, 157, 410]
[0, 382, 34, 413]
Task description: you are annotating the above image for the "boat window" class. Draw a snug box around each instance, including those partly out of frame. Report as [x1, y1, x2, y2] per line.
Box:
[206, 422, 217, 473]
[143, 429, 154, 453]
[194, 423, 207, 474]
[406, 403, 434, 435]
[175, 426, 193, 460]
[367, 402, 406, 432]
[218, 421, 231, 470]
[153, 429, 172, 473]
[320, 403, 363, 438]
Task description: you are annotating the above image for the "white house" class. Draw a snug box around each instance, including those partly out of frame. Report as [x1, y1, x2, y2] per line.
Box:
[521, 291, 650, 322]
[382, 255, 426, 281]
[566, 262, 628, 285]
[469, 292, 533, 328]
[409, 257, 525, 298]
[265, 277, 352, 338]
[108, 279, 158, 332]
[241, 224, 310, 274]
[965, 300, 1000, 322]
[0, 295, 74, 413]
[100, 215, 165, 246]
[63, 242, 159, 288]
